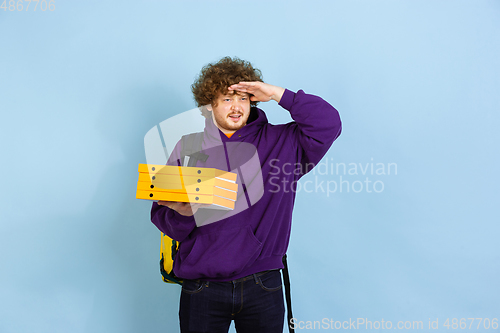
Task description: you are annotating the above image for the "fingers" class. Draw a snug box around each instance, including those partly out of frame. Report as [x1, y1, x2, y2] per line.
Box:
[158, 200, 198, 206]
[157, 201, 206, 211]
[192, 203, 209, 209]
[157, 201, 186, 210]
[228, 81, 261, 92]
[229, 81, 257, 88]
[228, 82, 273, 103]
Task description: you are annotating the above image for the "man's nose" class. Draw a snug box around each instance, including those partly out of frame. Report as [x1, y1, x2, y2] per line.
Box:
[231, 100, 242, 111]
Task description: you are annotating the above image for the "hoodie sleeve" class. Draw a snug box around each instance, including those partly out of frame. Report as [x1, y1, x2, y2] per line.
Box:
[278, 89, 342, 167]
[149, 140, 197, 242]
[151, 202, 196, 242]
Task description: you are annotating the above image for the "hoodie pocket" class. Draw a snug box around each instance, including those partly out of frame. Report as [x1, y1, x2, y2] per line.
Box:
[177, 225, 262, 279]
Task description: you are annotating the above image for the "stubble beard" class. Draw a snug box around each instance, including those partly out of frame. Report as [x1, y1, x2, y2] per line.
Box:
[213, 112, 248, 133]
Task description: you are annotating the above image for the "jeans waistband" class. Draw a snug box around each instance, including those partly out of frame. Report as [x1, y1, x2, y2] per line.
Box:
[189, 269, 280, 285]
[228, 269, 274, 283]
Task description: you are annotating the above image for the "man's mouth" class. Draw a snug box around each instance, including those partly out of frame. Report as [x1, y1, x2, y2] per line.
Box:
[228, 114, 242, 122]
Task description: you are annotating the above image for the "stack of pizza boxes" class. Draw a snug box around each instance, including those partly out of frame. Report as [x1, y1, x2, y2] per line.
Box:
[136, 164, 238, 210]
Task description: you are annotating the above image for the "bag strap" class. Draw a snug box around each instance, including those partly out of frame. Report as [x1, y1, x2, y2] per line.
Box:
[282, 254, 294, 333]
[181, 132, 208, 167]
[159, 132, 208, 285]
[160, 254, 183, 285]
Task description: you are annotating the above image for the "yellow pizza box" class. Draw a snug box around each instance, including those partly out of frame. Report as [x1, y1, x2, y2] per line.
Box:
[136, 181, 238, 201]
[136, 189, 235, 210]
[138, 164, 237, 182]
[137, 172, 239, 192]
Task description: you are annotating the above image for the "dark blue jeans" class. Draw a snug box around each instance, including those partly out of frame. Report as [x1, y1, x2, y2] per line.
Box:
[179, 270, 285, 333]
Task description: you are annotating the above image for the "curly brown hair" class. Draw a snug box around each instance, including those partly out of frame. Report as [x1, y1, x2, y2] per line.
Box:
[191, 57, 263, 118]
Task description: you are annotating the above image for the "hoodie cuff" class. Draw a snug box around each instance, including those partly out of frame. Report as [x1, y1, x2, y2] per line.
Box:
[172, 209, 196, 223]
[278, 88, 294, 111]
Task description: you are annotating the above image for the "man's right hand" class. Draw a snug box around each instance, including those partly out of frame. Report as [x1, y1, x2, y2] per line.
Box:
[157, 201, 203, 216]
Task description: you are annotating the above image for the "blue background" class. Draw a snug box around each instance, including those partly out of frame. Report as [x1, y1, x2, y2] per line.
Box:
[1, 1, 499, 332]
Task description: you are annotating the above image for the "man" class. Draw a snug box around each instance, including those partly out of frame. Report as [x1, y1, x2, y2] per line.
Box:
[151, 57, 342, 333]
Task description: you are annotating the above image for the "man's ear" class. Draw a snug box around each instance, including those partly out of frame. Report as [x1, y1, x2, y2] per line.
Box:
[206, 104, 213, 112]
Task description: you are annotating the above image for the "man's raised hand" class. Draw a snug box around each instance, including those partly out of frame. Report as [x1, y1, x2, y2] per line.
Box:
[228, 82, 285, 103]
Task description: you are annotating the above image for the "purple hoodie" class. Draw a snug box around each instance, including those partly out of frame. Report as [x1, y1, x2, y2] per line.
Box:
[151, 89, 342, 281]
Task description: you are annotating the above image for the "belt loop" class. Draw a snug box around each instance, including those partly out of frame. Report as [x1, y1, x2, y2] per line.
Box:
[253, 273, 259, 284]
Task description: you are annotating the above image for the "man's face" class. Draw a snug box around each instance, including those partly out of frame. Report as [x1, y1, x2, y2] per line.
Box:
[208, 91, 251, 134]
